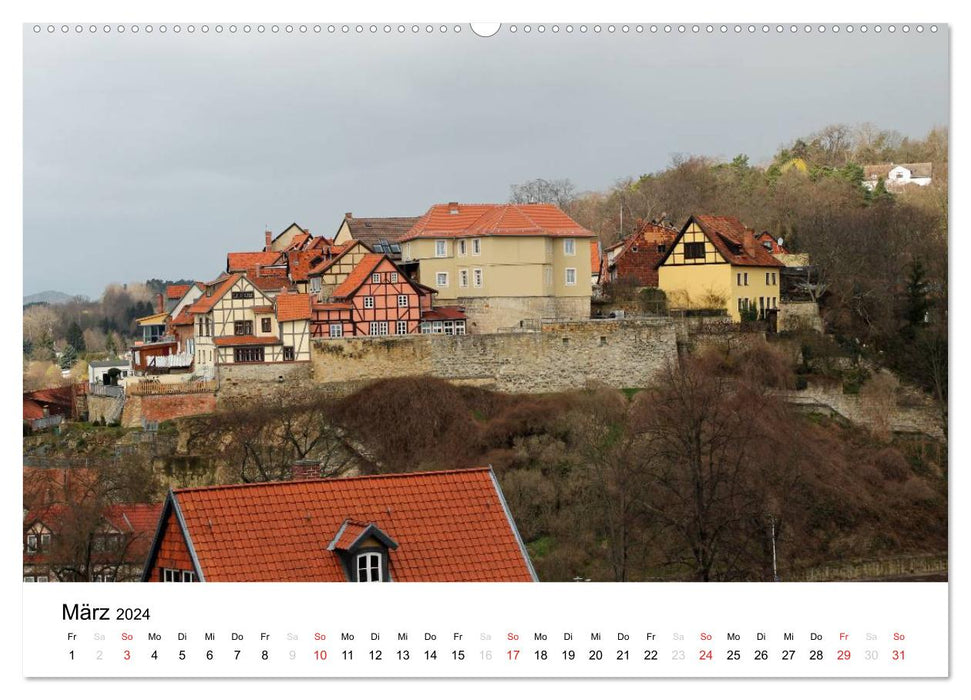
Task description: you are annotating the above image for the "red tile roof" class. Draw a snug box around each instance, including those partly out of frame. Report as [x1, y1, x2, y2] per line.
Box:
[186, 274, 243, 314]
[307, 242, 358, 276]
[153, 468, 535, 582]
[422, 306, 467, 321]
[276, 292, 313, 322]
[213, 335, 283, 347]
[286, 249, 321, 282]
[755, 231, 790, 254]
[687, 215, 784, 268]
[332, 253, 385, 298]
[590, 240, 602, 281]
[170, 309, 194, 326]
[400, 203, 594, 241]
[227, 251, 284, 272]
[166, 284, 193, 300]
[248, 274, 290, 292]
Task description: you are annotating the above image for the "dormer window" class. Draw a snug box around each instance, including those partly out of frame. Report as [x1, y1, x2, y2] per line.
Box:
[328, 520, 399, 583]
[357, 552, 383, 582]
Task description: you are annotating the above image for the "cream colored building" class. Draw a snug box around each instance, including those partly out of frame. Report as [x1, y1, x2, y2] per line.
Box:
[658, 215, 785, 322]
[187, 274, 311, 370]
[399, 203, 594, 333]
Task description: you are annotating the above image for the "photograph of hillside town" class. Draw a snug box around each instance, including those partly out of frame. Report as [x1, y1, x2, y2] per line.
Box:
[23, 27, 947, 584]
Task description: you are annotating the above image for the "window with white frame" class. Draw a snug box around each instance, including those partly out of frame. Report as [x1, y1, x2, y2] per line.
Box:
[435, 240, 447, 257]
[356, 552, 383, 582]
[565, 268, 577, 286]
[472, 238, 481, 255]
[329, 324, 343, 338]
[23, 576, 34, 583]
[396, 320, 408, 335]
[473, 268, 483, 288]
[26, 534, 37, 553]
[370, 321, 389, 336]
[398, 295, 409, 307]
[310, 277, 322, 293]
[436, 272, 448, 288]
[458, 240, 467, 256]
[364, 296, 374, 309]
[459, 269, 469, 288]
[371, 272, 381, 284]
[162, 568, 195, 582]
[390, 272, 398, 283]
[40, 533, 51, 550]
[432, 321, 444, 334]
[564, 239, 576, 255]
[765, 272, 771, 285]
[420, 321, 432, 334]
[37, 576, 49, 583]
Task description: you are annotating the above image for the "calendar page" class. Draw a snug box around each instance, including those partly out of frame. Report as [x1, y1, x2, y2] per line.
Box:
[14, 0, 956, 693]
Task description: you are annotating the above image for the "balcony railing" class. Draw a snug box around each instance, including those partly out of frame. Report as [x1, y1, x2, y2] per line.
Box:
[147, 352, 193, 369]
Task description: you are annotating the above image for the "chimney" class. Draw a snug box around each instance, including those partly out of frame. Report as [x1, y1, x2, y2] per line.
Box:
[448, 201, 459, 214]
[345, 212, 353, 220]
[156, 293, 164, 314]
[255, 264, 262, 277]
[742, 229, 758, 259]
[265, 229, 272, 249]
[291, 459, 321, 481]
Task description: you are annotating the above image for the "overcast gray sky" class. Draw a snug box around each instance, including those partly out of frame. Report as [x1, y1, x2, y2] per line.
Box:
[24, 25, 948, 298]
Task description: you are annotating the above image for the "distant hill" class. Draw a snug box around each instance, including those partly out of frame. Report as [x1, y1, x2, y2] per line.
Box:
[23, 290, 83, 306]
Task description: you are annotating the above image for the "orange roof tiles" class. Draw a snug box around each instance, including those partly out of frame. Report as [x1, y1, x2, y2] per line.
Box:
[166, 284, 193, 300]
[691, 215, 784, 268]
[169, 309, 194, 326]
[155, 468, 535, 582]
[400, 203, 595, 241]
[421, 306, 467, 321]
[227, 251, 284, 272]
[332, 253, 385, 298]
[186, 274, 243, 314]
[275, 292, 313, 322]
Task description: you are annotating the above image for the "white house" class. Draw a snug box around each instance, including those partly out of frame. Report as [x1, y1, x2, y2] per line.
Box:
[863, 162, 933, 190]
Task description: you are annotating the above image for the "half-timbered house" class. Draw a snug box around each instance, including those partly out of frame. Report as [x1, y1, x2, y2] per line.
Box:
[306, 239, 374, 298]
[311, 253, 440, 338]
[657, 215, 784, 321]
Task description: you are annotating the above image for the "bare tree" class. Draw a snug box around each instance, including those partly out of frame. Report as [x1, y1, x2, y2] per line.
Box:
[509, 178, 578, 209]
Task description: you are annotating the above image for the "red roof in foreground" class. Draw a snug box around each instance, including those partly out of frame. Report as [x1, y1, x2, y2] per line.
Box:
[150, 468, 536, 582]
[275, 292, 313, 322]
[400, 203, 595, 241]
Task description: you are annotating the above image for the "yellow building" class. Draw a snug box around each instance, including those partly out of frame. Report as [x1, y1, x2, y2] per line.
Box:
[399, 203, 594, 333]
[658, 215, 784, 322]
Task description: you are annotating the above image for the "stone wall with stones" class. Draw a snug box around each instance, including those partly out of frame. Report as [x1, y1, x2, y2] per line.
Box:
[461, 296, 592, 334]
[216, 361, 314, 401]
[310, 318, 678, 394]
[778, 300, 824, 333]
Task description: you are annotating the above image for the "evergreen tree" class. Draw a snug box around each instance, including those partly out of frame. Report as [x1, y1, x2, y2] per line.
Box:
[66, 321, 86, 352]
[60, 345, 78, 370]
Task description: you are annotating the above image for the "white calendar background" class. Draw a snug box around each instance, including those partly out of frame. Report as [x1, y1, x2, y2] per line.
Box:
[23, 582, 947, 677]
